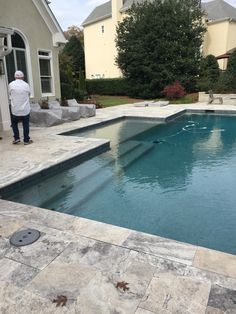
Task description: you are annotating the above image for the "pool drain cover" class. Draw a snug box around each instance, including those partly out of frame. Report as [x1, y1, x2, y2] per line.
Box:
[10, 229, 41, 247]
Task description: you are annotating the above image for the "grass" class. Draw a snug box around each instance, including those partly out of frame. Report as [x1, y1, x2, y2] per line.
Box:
[92, 93, 199, 108]
[93, 95, 145, 107]
[170, 93, 199, 104]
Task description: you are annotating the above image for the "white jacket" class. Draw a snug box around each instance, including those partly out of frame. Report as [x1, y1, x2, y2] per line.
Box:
[9, 79, 31, 116]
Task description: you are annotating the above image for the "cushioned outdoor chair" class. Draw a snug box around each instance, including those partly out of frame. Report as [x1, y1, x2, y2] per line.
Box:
[208, 90, 223, 104]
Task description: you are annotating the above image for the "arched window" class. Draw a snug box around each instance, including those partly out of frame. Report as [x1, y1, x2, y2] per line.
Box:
[4, 32, 28, 83]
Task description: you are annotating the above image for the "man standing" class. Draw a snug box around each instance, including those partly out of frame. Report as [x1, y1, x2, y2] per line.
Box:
[9, 70, 33, 145]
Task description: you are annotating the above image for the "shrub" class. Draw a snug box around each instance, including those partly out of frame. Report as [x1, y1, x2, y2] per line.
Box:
[215, 72, 232, 93]
[162, 81, 186, 100]
[226, 50, 236, 77]
[86, 78, 128, 96]
[197, 55, 220, 91]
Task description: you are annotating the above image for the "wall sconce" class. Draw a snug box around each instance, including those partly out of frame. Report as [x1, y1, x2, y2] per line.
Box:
[0, 59, 5, 75]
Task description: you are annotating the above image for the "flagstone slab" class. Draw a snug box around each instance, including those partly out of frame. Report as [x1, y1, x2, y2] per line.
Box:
[193, 248, 236, 279]
[139, 274, 211, 314]
[0, 258, 39, 287]
[0, 214, 25, 237]
[74, 271, 144, 314]
[5, 232, 69, 270]
[55, 238, 156, 282]
[135, 308, 156, 314]
[26, 262, 97, 300]
[122, 231, 197, 265]
[207, 285, 236, 313]
[185, 266, 236, 291]
[71, 217, 131, 245]
[0, 280, 70, 314]
[205, 306, 225, 314]
[0, 236, 10, 258]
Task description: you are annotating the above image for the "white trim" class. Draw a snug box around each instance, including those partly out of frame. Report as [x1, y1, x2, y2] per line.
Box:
[4, 29, 34, 98]
[32, 0, 66, 46]
[37, 48, 55, 97]
[12, 29, 34, 97]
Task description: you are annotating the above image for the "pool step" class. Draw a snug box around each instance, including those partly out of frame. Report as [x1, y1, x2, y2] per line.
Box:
[117, 142, 155, 170]
[41, 140, 142, 209]
[63, 142, 155, 213]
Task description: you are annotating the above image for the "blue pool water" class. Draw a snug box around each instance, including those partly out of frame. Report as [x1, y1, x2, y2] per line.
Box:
[7, 115, 236, 254]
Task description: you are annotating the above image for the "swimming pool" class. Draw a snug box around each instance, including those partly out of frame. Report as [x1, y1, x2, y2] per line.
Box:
[5, 114, 236, 254]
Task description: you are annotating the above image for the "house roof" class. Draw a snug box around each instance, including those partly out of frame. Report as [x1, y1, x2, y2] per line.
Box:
[32, 0, 66, 46]
[217, 47, 236, 59]
[82, 1, 112, 26]
[82, 0, 236, 27]
[202, 0, 236, 21]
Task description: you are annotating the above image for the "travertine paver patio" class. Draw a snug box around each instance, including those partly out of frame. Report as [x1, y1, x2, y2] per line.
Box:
[0, 102, 236, 313]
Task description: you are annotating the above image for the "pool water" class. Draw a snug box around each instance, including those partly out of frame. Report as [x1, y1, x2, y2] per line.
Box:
[8, 115, 236, 254]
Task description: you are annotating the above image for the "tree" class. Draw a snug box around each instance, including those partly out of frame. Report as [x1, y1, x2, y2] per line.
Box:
[64, 25, 84, 45]
[59, 33, 86, 100]
[62, 35, 85, 74]
[225, 50, 236, 92]
[115, 0, 206, 98]
[198, 55, 220, 91]
[226, 50, 236, 77]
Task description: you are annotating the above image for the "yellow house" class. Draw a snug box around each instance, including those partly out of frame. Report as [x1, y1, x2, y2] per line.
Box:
[82, 0, 236, 79]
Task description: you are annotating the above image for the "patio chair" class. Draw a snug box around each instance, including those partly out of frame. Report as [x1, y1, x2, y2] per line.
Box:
[208, 90, 223, 104]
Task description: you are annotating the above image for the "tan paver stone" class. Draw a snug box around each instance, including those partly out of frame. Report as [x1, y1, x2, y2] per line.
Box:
[0, 280, 70, 314]
[193, 248, 236, 279]
[26, 262, 97, 300]
[206, 307, 225, 314]
[139, 274, 211, 314]
[135, 308, 156, 314]
[5, 232, 69, 270]
[0, 257, 39, 287]
[185, 266, 236, 291]
[72, 217, 131, 245]
[122, 231, 197, 265]
[0, 214, 25, 237]
[0, 236, 10, 258]
[73, 270, 150, 314]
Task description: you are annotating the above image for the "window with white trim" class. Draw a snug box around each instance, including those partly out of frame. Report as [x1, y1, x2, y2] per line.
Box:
[38, 50, 53, 94]
[5, 33, 28, 83]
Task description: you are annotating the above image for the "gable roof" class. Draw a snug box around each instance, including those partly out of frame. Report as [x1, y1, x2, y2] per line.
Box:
[202, 0, 236, 21]
[32, 0, 66, 46]
[82, 1, 112, 27]
[82, 0, 236, 27]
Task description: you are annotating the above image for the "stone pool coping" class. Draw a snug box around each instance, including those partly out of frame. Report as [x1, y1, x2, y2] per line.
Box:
[0, 102, 236, 313]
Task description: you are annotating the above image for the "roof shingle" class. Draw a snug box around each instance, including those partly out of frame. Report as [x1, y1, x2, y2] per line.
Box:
[82, 0, 236, 26]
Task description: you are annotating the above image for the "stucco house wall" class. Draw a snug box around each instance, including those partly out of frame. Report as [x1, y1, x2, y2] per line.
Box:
[227, 20, 236, 51]
[84, 18, 122, 79]
[203, 20, 229, 69]
[0, 0, 66, 102]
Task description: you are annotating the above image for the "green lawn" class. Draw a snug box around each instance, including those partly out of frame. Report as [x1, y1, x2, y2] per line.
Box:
[94, 95, 145, 107]
[93, 93, 198, 108]
[170, 94, 198, 104]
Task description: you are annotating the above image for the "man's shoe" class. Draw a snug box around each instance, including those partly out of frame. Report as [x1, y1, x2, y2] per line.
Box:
[12, 139, 20, 144]
[24, 139, 33, 145]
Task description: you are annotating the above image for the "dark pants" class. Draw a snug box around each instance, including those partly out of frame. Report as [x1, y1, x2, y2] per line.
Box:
[11, 114, 30, 143]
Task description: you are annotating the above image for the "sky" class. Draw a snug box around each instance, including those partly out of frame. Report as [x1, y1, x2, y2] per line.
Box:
[49, 0, 236, 31]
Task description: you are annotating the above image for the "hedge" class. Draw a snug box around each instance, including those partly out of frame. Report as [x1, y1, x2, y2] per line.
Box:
[86, 78, 128, 95]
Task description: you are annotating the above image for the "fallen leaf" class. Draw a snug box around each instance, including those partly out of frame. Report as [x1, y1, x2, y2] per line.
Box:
[116, 281, 130, 291]
[52, 295, 68, 307]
